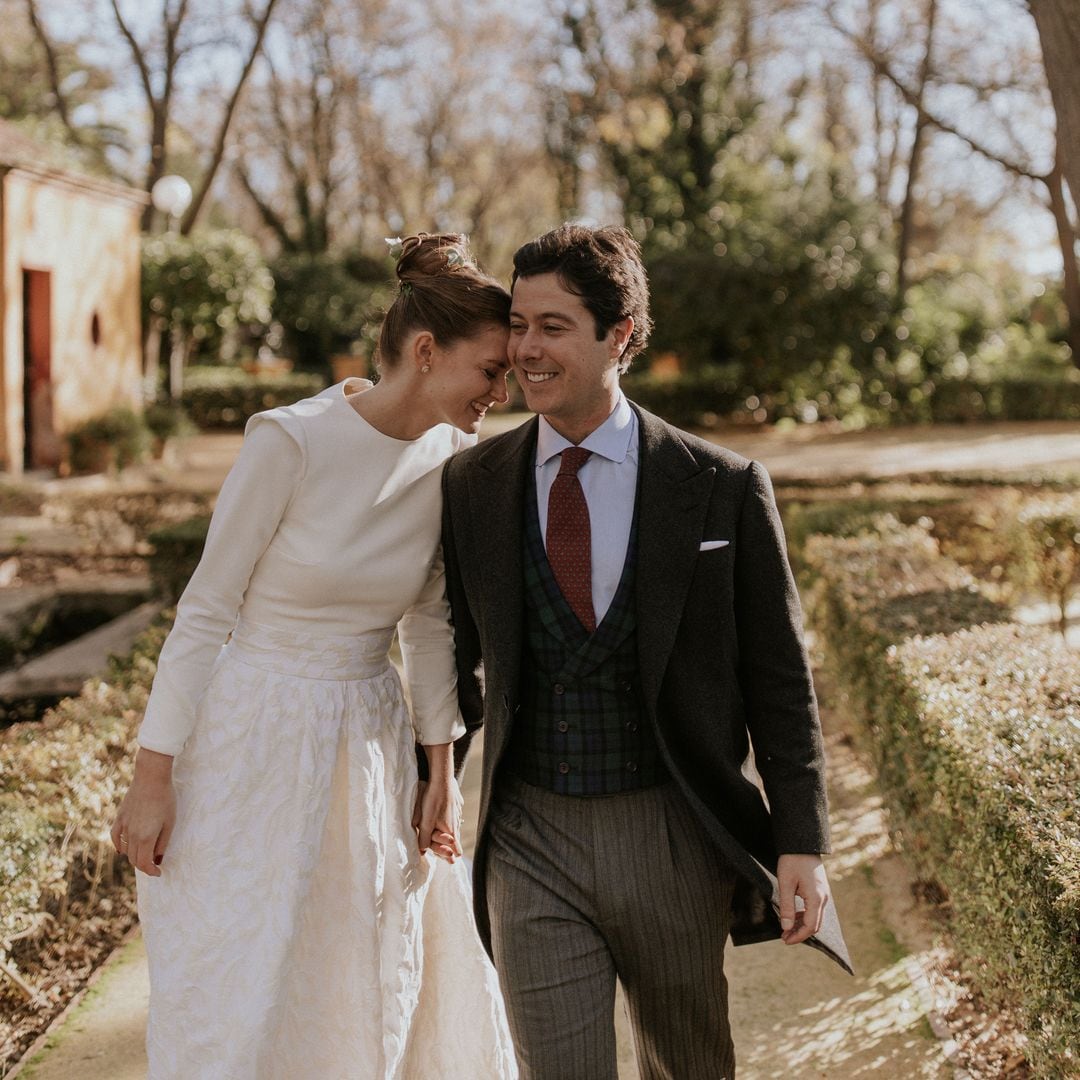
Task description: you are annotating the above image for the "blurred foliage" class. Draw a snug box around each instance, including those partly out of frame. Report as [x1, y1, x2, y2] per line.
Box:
[143, 401, 197, 445]
[0, 9, 124, 175]
[634, 213, 1077, 426]
[148, 517, 211, 602]
[269, 251, 394, 373]
[180, 366, 325, 429]
[142, 230, 275, 365]
[644, 172, 891, 390]
[1016, 495, 1080, 636]
[65, 407, 149, 475]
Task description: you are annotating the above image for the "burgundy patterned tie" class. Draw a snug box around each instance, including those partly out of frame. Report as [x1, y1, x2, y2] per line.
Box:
[546, 447, 596, 632]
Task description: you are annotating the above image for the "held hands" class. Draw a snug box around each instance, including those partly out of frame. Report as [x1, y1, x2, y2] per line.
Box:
[110, 748, 176, 877]
[776, 853, 830, 945]
[412, 777, 464, 864]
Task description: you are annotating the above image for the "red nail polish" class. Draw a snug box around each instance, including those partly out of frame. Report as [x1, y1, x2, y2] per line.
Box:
[153, 854, 163, 866]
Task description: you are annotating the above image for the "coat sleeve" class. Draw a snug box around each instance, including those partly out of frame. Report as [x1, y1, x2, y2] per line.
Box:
[733, 460, 831, 855]
[137, 415, 304, 756]
[441, 457, 485, 734]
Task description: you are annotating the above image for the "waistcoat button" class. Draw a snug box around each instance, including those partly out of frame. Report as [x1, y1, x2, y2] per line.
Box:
[557, 721, 569, 732]
[625, 721, 638, 732]
[553, 683, 565, 695]
[626, 761, 638, 772]
[558, 762, 571, 775]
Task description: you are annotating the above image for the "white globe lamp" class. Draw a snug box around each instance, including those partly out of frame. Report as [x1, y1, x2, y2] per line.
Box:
[151, 175, 193, 227]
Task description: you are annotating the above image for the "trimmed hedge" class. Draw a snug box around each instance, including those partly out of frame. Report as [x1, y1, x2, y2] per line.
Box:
[180, 367, 325, 430]
[623, 367, 1080, 429]
[0, 615, 171, 991]
[806, 526, 1080, 1075]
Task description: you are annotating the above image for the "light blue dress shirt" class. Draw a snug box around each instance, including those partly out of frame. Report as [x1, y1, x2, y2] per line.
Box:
[535, 394, 639, 624]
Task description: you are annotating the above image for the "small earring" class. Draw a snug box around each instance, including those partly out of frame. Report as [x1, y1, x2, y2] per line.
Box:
[420, 364, 431, 374]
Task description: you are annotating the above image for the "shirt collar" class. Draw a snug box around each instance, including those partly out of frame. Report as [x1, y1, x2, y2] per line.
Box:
[536, 393, 636, 468]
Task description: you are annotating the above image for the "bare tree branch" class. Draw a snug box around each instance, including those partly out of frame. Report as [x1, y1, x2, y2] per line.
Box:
[181, 0, 281, 232]
[235, 158, 298, 249]
[109, 0, 156, 105]
[24, 0, 82, 144]
[896, 0, 937, 298]
[827, 9, 1045, 182]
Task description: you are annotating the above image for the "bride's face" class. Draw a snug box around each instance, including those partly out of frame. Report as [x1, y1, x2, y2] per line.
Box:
[428, 324, 512, 434]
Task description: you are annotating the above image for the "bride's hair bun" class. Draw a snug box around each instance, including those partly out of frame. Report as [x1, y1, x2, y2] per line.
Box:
[395, 233, 474, 285]
[377, 232, 510, 368]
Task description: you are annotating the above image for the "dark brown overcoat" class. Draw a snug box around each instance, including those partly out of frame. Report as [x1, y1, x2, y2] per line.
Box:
[441, 404, 851, 973]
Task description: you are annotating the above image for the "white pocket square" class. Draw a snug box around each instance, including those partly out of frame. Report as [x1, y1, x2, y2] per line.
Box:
[699, 540, 730, 551]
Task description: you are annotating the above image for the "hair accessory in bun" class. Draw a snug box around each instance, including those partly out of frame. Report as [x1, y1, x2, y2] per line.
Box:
[375, 231, 511, 369]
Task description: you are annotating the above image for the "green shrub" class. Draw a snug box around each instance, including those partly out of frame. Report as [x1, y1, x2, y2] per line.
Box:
[142, 229, 274, 369]
[66, 406, 150, 474]
[42, 487, 212, 557]
[780, 492, 964, 578]
[1016, 494, 1080, 636]
[270, 251, 394, 373]
[147, 516, 211, 601]
[806, 528, 1080, 1075]
[623, 365, 1080, 429]
[143, 401, 196, 443]
[622, 366, 747, 429]
[0, 613, 172, 986]
[180, 367, 325, 429]
[779, 487, 1030, 599]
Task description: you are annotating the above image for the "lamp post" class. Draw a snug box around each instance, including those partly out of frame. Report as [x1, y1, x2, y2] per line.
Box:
[149, 176, 193, 401]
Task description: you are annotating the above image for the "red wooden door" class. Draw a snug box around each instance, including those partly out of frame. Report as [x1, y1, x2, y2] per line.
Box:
[22, 269, 58, 469]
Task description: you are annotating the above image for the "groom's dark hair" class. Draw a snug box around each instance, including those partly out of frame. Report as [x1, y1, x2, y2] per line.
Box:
[511, 225, 653, 372]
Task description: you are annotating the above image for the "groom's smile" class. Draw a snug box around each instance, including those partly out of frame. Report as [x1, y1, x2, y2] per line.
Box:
[508, 272, 631, 444]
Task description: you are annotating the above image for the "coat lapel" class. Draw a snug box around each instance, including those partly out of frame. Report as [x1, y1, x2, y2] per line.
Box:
[466, 416, 537, 754]
[633, 405, 715, 714]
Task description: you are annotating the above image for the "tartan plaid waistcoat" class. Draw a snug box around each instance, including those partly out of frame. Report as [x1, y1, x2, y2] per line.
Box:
[503, 469, 669, 796]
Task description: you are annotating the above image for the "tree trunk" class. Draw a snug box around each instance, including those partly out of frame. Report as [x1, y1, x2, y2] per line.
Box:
[1046, 160, 1080, 364]
[1030, 0, 1080, 366]
[180, 0, 281, 234]
[1030, 0, 1080, 215]
[896, 0, 938, 301]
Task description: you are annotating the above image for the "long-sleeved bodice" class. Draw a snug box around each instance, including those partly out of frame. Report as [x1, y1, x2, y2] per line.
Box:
[138, 379, 473, 756]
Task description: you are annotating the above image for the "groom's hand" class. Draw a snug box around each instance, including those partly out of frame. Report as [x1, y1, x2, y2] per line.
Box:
[777, 853, 829, 945]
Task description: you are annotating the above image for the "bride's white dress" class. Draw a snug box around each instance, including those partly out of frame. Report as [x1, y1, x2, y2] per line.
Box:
[135, 380, 516, 1079]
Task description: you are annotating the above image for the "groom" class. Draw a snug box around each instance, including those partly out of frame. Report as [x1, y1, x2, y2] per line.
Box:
[441, 225, 850, 1079]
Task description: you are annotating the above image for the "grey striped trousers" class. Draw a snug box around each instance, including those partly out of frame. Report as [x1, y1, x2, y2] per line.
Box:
[486, 776, 737, 1079]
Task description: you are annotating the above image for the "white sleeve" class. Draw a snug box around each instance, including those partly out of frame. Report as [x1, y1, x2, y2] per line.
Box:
[137, 415, 305, 755]
[397, 545, 467, 746]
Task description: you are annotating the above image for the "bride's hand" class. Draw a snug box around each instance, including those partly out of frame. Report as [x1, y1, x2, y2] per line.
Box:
[110, 748, 176, 877]
[414, 777, 463, 864]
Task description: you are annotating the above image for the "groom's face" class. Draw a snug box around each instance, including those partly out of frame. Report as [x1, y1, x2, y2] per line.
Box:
[508, 273, 628, 439]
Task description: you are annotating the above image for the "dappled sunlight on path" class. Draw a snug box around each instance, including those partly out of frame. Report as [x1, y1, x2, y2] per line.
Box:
[725, 726, 951, 1078]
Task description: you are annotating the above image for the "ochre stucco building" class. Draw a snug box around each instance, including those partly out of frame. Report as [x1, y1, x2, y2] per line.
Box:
[0, 120, 146, 474]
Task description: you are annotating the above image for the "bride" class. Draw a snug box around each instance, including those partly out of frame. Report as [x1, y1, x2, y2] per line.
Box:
[111, 234, 518, 1078]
